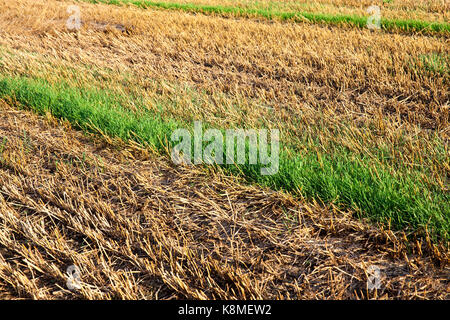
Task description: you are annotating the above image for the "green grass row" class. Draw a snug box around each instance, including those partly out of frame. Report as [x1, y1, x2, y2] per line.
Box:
[0, 75, 448, 243]
[84, 0, 450, 34]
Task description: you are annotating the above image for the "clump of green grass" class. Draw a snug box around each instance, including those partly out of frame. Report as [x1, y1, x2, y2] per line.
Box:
[0, 137, 7, 164]
[230, 149, 449, 241]
[407, 52, 449, 78]
[0, 75, 448, 244]
[418, 53, 449, 76]
[0, 76, 179, 151]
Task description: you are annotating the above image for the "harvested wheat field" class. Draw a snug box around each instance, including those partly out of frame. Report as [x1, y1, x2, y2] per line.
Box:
[0, 0, 449, 300]
[0, 102, 448, 299]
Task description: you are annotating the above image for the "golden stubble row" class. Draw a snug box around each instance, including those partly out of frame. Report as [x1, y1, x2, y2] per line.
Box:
[157, 0, 450, 22]
[166, 0, 448, 12]
[1, 0, 448, 127]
